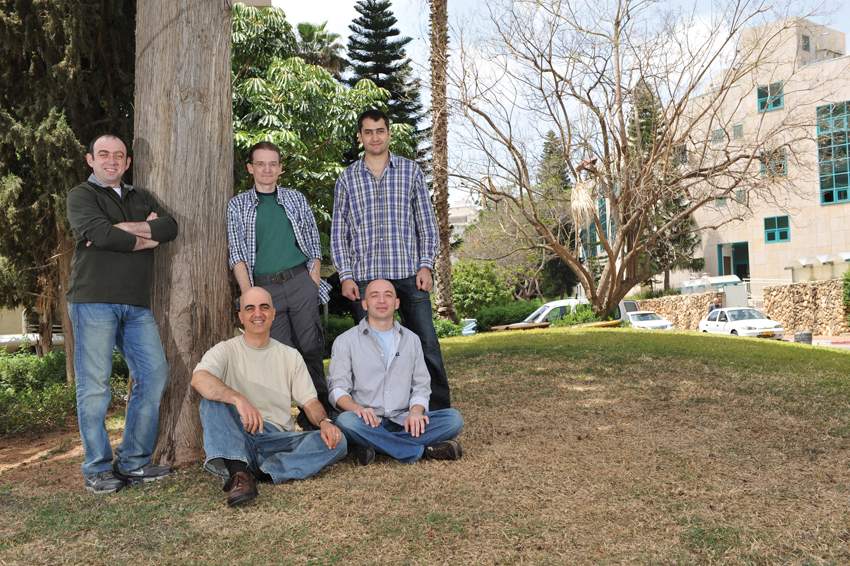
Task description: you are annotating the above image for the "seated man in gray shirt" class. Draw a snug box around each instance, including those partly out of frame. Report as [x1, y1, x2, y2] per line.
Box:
[329, 279, 464, 465]
[191, 287, 346, 507]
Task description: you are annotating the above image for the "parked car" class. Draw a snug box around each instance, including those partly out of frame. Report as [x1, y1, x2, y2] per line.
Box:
[698, 307, 784, 339]
[625, 311, 674, 330]
[491, 298, 589, 331]
[460, 319, 477, 336]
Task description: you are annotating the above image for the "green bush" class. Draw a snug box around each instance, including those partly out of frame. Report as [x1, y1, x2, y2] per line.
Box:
[324, 315, 356, 356]
[451, 260, 513, 319]
[433, 317, 463, 338]
[551, 304, 601, 327]
[627, 288, 682, 301]
[477, 299, 543, 331]
[0, 350, 132, 436]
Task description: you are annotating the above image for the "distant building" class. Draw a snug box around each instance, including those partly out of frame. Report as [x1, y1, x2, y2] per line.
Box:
[686, 19, 850, 300]
[448, 204, 479, 242]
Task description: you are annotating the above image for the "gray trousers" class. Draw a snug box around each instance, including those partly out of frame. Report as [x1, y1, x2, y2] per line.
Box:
[261, 267, 329, 412]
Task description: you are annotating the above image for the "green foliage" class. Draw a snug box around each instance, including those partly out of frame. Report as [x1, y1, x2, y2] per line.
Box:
[476, 299, 543, 331]
[0, 350, 128, 435]
[844, 269, 850, 326]
[324, 315, 356, 356]
[433, 317, 463, 339]
[451, 260, 513, 319]
[550, 305, 600, 327]
[628, 288, 682, 301]
[295, 21, 347, 78]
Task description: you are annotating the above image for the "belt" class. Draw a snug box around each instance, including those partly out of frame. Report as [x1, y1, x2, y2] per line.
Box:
[254, 264, 305, 286]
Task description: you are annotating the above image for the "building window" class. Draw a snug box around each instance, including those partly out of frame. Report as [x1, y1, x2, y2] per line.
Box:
[734, 189, 746, 203]
[817, 101, 850, 205]
[757, 82, 784, 113]
[760, 148, 787, 177]
[764, 216, 790, 243]
[674, 144, 688, 165]
[711, 128, 724, 143]
[714, 197, 727, 207]
[801, 34, 810, 52]
[732, 124, 743, 139]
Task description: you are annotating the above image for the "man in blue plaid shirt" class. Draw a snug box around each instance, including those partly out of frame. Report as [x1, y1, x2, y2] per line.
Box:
[331, 109, 451, 410]
[227, 142, 333, 426]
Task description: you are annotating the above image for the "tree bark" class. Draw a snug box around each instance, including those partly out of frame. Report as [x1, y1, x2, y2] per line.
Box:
[429, 0, 457, 322]
[56, 223, 75, 384]
[134, 0, 233, 466]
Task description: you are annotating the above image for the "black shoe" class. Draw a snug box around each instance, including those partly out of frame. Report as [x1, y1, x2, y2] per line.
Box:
[424, 440, 463, 461]
[84, 471, 126, 494]
[352, 444, 375, 466]
[114, 463, 172, 485]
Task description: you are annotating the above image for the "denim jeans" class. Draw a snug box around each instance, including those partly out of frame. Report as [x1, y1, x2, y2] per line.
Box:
[69, 302, 169, 476]
[199, 399, 347, 483]
[351, 276, 451, 409]
[335, 408, 463, 463]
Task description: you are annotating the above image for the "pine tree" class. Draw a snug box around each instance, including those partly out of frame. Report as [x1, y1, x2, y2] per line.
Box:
[0, 0, 135, 363]
[347, 0, 423, 130]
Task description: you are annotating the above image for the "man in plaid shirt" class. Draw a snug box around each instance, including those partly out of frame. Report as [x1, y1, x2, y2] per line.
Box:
[227, 142, 333, 425]
[331, 109, 451, 410]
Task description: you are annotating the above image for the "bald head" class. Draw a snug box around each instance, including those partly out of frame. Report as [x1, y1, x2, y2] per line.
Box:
[362, 279, 399, 326]
[238, 286, 275, 338]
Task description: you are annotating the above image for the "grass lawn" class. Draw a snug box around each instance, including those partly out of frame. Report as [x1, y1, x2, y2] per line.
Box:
[2, 328, 850, 564]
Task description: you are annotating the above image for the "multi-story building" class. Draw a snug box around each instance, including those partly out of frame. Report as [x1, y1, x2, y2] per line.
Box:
[688, 18, 850, 300]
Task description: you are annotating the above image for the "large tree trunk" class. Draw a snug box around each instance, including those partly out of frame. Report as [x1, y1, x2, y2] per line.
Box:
[429, 0, 457, 322]
[135, 0, 233, 467]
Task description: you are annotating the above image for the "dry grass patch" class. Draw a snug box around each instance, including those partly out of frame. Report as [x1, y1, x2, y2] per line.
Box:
[1, 329, 850, 563]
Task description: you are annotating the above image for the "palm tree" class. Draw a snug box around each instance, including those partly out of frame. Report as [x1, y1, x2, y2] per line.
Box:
[429, 0, 457, 322]
[295, 21, 347, 79]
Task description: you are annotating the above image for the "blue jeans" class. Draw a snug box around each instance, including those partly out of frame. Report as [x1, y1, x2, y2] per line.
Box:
[69, 302, 169, 476]
[336, 408, 463, 463]
[352, 276, 451, 409]
[199, 399, 347, 483]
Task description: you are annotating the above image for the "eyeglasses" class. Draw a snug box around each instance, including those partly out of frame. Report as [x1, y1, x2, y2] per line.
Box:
[251, 161, 280, 169]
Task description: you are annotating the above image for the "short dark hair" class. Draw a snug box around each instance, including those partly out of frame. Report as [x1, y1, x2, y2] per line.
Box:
[357, 109, 390, 132]
[247, 141, 281, 163]
[87, 134, 129, 156]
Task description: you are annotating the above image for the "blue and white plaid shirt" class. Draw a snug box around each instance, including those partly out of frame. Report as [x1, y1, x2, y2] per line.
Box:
[227, 187, 331, 304]
[331, 154, 438, 282]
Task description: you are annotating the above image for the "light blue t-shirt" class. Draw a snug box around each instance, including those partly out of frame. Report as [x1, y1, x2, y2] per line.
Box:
[370, 326, 397, 369]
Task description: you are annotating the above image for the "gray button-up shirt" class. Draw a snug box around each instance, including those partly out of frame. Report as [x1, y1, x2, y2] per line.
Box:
[328, 319, 431, 425]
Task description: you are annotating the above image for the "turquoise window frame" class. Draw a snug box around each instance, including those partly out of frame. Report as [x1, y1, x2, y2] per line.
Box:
[817, 101, 850, 205]
[760, 148, 787, 177]
[763, 215, 790, 243]
[757, 82, 784, 113]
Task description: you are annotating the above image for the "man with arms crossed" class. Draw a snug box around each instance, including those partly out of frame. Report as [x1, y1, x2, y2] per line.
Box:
[227, 141, 333, 426]
[329, 279, 463, 465]
[191, 287, 346, 507]
[331, 109, 452, 410]
[66, 134, 178, 493]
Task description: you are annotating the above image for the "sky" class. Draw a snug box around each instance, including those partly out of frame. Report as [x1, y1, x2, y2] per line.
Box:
[272, 0, 850, 205]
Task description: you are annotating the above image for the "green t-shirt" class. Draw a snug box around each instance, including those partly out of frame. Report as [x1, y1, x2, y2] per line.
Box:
[253, 191, 308, 276]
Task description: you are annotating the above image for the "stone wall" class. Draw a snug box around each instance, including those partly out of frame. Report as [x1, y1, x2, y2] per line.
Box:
[638, 291, 723, 331]
[762, 279, 849, 336]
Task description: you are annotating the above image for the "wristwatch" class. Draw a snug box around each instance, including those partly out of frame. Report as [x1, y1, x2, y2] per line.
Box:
[319, 417, 333, 426]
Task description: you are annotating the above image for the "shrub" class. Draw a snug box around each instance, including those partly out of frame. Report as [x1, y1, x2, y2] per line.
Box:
[433, 317, 463, 338]
[324, 315, 356, 356]
[551, 304, 601, 327]
[0, 349, 66, 391]
[451, 260, 513, 319]
[627, 288, 682, 301]
[477, 299, 543, 331]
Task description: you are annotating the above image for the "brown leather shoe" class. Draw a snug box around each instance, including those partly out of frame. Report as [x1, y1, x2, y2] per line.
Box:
[223, 471, 258, 507]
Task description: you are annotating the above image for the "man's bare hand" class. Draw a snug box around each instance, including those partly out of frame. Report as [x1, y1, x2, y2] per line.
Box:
[234, 396, 264, 434]
[341, 279, 360, 301]
[320, 421, 343, 449]
[416, 267, 433, 292]
[355, 406, 380, 428]
[132, 236, 159, 251]
[146, 211, 158, 221]
[404, 412, 429, 437]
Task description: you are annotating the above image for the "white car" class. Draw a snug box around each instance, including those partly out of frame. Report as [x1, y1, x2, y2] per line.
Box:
[698, 307, 784, 339]
[625, 311, 674, 330]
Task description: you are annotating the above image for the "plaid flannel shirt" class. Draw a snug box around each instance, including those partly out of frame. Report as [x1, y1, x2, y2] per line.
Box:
[227, 187, 331, 304]
[331, 154, 438, 282]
